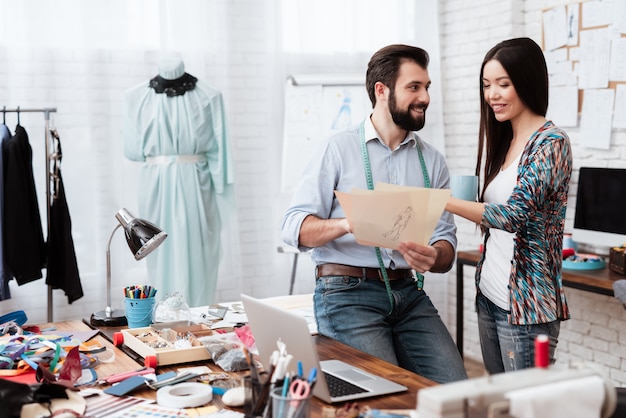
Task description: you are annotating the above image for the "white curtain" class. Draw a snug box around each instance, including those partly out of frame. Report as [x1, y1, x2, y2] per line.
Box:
[282, 0, 417, 53]
[0, 0, 221, 52]
[0, 0, 447, 323]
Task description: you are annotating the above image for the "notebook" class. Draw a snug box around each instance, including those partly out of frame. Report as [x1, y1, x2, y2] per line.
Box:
[240, 294, 407, 403]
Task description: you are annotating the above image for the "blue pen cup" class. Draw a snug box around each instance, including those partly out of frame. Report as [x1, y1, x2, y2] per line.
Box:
[124, 297, 156, 328]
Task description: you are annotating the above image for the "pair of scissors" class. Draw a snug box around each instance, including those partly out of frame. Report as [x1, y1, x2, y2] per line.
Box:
[287, 379, 311, 418]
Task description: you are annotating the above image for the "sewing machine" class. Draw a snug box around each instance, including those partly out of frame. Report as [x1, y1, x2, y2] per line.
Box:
[416, 363, 617, 418]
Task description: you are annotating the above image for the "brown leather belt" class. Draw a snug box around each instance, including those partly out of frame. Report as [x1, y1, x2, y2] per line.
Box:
[315, 263, 414, 281]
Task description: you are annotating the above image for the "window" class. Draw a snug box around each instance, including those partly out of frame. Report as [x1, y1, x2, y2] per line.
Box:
[281, 0, 417, 53]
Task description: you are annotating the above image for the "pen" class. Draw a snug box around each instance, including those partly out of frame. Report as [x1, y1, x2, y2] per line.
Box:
[297, 361, 303, 378]
[307, 367, 317, 385]
[277, 374, 291, 418]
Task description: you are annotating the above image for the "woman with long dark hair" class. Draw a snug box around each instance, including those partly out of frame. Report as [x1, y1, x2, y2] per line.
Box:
[446, 37, 572, 374]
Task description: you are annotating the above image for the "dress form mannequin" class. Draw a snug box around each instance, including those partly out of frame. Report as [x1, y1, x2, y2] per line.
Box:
[123, 57, 234, 307]
[158, 58, 185, 79]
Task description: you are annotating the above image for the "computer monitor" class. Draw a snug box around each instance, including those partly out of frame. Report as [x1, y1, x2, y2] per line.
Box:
[572, 167, 626, 255]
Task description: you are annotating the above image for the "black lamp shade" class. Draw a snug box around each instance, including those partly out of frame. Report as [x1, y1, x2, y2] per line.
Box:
[115, 208, 168, 260]
[124, 219, 168, 260]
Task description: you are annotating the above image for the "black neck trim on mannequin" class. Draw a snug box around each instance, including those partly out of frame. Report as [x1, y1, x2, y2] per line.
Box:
[149, 73, 198, 96]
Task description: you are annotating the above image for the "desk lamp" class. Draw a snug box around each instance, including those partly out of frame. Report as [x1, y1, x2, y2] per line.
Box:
[90, 208, 168, 327]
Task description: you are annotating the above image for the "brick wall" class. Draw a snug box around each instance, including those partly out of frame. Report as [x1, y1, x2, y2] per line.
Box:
[440, 0, 626, 386]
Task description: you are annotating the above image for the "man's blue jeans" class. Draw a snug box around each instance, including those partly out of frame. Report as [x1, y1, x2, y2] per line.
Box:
[314, 275, 467, 384]
[477, 292, 560, 374]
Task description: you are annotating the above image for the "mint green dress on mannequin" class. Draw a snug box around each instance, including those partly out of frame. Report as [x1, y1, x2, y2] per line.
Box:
[124, 58, 234, 307]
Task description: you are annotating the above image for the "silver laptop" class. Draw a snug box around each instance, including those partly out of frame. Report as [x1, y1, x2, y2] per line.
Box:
[240, 294, 407, 403]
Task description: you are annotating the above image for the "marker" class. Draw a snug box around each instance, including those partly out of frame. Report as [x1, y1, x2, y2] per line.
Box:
[277, 374, 291, 418]
[307, 367, 317, 389]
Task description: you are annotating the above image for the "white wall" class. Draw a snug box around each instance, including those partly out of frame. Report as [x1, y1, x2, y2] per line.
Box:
[2, 0, 626, 387]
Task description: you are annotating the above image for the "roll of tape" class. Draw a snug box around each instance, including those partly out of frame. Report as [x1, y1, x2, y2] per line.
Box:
[157, 382, 213, 408]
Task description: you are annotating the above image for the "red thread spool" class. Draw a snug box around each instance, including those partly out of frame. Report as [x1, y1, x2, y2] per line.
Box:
[534, 334, 549, 368]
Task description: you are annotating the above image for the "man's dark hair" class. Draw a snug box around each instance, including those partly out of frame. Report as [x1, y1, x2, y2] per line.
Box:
[365, 44, 430, 107]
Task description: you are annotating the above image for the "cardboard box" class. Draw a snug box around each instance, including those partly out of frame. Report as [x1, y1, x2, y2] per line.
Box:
[116, 322, 213, 367]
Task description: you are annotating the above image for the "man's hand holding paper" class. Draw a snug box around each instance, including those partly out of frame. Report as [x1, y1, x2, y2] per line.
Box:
[335, 182, 451, 250]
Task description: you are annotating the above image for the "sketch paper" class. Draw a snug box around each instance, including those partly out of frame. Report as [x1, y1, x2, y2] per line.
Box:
[543, 6, 568, 51]
[567, 4, 580, 46]
[582, 0, 612, 28]
[547, 85, 579, 127]
[578, 28, 611, 89]
[613, 84, 626, 129]
[609, 37, 626, 81]
[334, 183, 450, 249]
[580, 88, 615, 149]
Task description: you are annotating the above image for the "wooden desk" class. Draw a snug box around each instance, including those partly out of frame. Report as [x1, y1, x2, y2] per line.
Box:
[455, 250, 623, 356]
[70, 320, 435, 416]
[36, 320, 146, 380]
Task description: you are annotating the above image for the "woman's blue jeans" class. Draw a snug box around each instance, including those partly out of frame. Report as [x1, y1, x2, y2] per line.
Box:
[476, 292, 560, 374]
[314, 275, 467, 384]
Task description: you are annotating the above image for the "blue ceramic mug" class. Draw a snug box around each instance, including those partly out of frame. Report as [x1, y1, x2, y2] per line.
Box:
[450, 175, 478, 201]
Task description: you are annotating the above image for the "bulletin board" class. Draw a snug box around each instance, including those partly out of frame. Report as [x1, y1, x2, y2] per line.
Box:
[280, 75, 371, 193]
[542, 0, 626, 149]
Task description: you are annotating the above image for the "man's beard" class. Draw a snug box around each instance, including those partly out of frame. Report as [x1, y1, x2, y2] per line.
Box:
[389, 89, 426, 131]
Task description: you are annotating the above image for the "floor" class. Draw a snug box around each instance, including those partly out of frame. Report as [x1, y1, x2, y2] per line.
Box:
[464, 357, 487, 379]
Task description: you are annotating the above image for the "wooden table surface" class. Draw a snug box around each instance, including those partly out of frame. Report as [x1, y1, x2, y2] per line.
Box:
[457, 249, 623, 296]
[41, 320, 144, 380]
[47, 319, 438, 416]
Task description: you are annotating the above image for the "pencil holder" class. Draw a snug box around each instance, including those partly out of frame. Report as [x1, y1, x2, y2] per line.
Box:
[271, 387, 311, 418]
[124, 297, 156, 328]
[243, 375, 266, 418]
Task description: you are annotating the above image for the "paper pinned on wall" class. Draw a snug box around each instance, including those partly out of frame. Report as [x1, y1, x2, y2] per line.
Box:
[543, 5, 568, 51]
[547, 85, 579, 127]
[609, 37, 626, 82]
[335, 183, 450, 249]
[613, 84, 626, 129]
[578, 28, 611, 89]
[580, 88, 615, 150]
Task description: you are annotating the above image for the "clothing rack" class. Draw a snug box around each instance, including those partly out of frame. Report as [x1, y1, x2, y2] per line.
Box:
[3, 107, 58, 322]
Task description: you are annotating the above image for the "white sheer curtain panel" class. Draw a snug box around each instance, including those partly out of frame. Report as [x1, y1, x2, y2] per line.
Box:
[282, 0, 417, 53]
[0, 0, 220, 51]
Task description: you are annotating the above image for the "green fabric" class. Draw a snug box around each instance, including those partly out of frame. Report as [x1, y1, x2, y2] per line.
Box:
[124, 69, 234, 307]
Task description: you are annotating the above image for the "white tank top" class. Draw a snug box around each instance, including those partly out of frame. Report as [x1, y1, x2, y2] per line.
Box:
[479, 153, 521, 310]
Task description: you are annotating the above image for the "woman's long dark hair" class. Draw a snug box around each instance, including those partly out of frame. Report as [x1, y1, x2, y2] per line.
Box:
[476, 37, 549, 201]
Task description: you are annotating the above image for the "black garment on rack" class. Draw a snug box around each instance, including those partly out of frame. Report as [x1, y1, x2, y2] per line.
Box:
[2, 125, 46, 285]
[46, 133, 83, 303]
[0, 124, 12, 301]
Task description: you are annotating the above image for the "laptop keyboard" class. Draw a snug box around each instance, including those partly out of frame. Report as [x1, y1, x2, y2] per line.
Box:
[324, 371, 369, 397]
